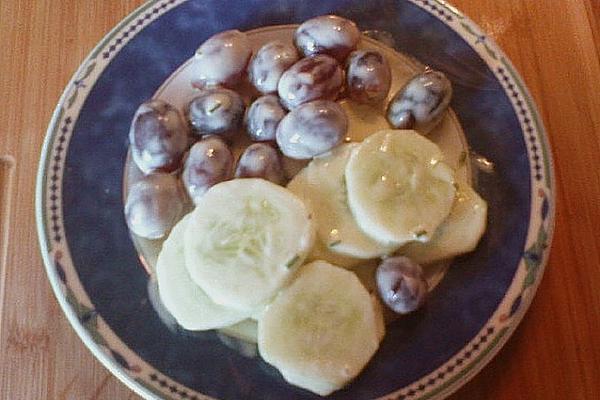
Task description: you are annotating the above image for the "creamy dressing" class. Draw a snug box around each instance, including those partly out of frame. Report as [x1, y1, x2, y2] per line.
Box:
[123, 26, 473, 340]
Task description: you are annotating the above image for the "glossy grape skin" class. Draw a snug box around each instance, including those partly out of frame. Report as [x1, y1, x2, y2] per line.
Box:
[376, 256, 428, 314]
[275, 100, 347, 159]
[192, 30, 252, 88]
[125, 173, 185, 240]
[248, 41, 299, 94]
[186, 88, 245, 137]
[277, 55, 344, 110]
[386, 69, 452, 134]
[182, 137, 234, 204]
[294, 15, 360, 62]
[346, 50, 391, 104]
[245, 95, 287, 142]
[235, 143, 285, 185]
[129, 100, 189, 175]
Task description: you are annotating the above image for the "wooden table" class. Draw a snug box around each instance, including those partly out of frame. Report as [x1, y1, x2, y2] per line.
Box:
[1, 1, 599, 399]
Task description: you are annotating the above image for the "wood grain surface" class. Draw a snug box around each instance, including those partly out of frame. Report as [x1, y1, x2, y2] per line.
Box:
[1, 1, 599, 399]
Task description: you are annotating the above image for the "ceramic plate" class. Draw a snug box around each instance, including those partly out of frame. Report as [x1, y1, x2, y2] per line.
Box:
[36, 1, 555, 399]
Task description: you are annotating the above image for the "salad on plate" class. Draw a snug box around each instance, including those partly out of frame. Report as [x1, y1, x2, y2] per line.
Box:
[123, 14, 487, 396]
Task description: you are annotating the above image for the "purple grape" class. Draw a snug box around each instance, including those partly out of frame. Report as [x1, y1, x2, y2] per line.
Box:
[276, 100, 347, 159]
[294, 15, 360, 62]
[235, 143, 285, 185]
[277, 55, 343, 110]
[245, 95, 287, 142]
[346, 50, 391, 104]
[376, 256, 428, 314]
[182, 137, 234, 204]
[192, 30, 252, 88]
[186, 88, 245, 137]
[387, 69, 452, 134]
[248, 40, 299, 94]
[125, 173, 185, 240]
[129, 100, 189, 175]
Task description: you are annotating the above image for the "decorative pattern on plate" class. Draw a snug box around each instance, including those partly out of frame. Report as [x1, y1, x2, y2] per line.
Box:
[36, 0, 555, 399]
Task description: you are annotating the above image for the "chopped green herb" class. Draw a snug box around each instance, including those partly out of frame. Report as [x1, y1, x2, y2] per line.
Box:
[459, 151, 467, 166]
[338, 176, 350, 210]
[285, 254, 300, 269]
[415, 230, 428, 238]
[328, 240, 342, 247]
[208, 102, 222, 113]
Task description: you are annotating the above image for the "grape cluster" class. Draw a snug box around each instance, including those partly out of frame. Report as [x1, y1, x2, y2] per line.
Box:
[126, 16, 452, 241]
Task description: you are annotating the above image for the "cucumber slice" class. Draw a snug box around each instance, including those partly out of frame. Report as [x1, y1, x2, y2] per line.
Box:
[401, 182, 488, 264]
[156, 214, 248, 330]
[258, 260, 384, 396]
[345, 129, 456, 246]
[288, 143, 397, 259]
[184, 179, 314, 313]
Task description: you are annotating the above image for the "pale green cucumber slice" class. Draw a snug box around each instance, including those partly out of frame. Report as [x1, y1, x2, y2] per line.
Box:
[184, 179, 314, 313]
[288, 143, 397, 259]
[401, 182, 488, 264]
[156, 214, 248, 330]
[258, 260, 384, 396]
[345, 129, 456, 246]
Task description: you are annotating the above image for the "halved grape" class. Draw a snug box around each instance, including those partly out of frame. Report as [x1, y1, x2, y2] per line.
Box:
[182, 137, 234, 204]
[387, 69, 452, 134]
[376, 256, 428, 314]
[295, 15, 360, 62]
[129, 100, 189, 174]
[277, 55, 343, 110]
[245, 95, 287, 142]
[235, 143, 285, 185]
[249, 41, 299, 94]
[276, 100, 347, 159]
[187, 88, 245, 138]
[125, 173, 185, 240]
[346, 50, 391, 104]
[192, 30, 252, 88]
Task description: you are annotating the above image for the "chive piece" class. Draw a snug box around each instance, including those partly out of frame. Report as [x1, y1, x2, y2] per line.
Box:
[329, 240, 342, 247]
[208, 102, 222, 113]
[285, 254, 300, 269]
[415, 230, 428, 238]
